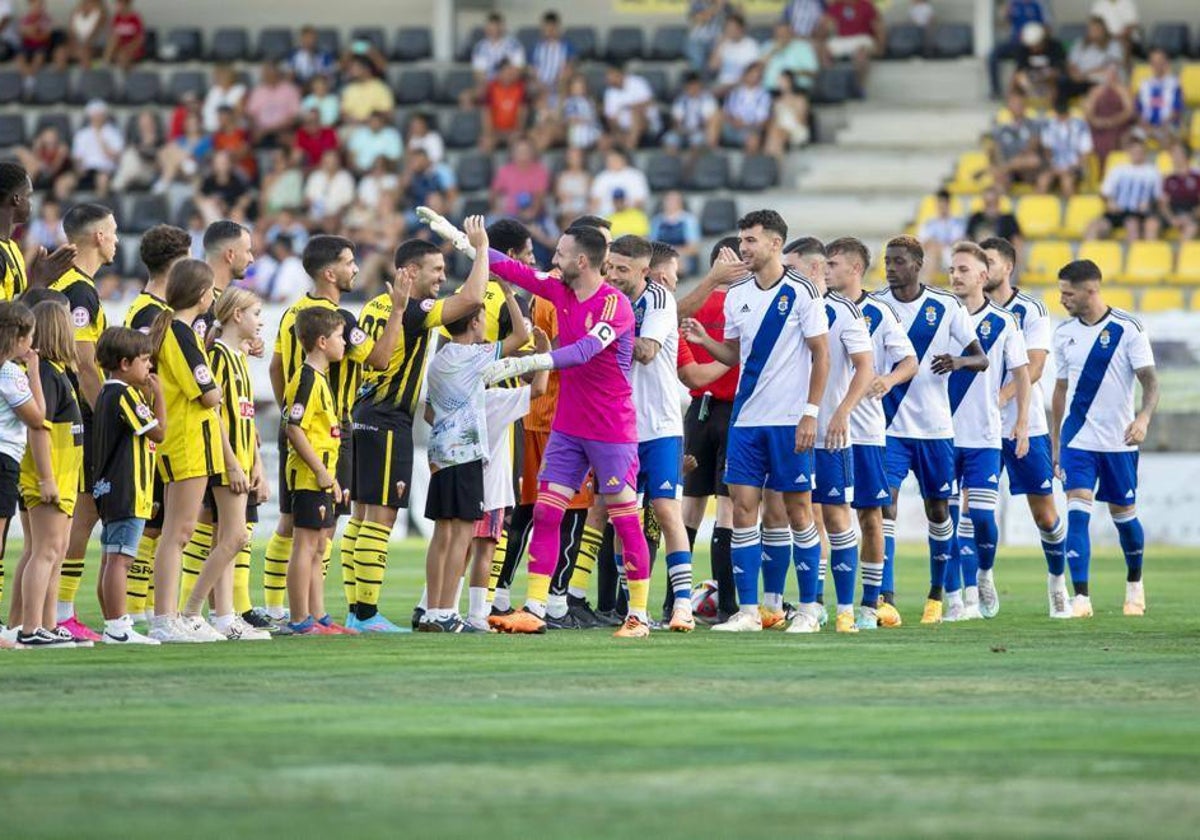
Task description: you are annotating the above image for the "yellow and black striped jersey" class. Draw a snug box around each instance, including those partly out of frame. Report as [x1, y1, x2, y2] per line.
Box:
[19, 359, 83, 507]
[274, 293, 375, 425]
[124, 290, 168, 334]
[0, 237, 28, 301]
[50, 266, 108, 343]
[192, 285, 222, 343]
[284, 363, 339, 492]
[210, 339, 257, 478]
[155, 319, 222, 481]
[92, 380, 158, 521]
[353, 294, 447, 425]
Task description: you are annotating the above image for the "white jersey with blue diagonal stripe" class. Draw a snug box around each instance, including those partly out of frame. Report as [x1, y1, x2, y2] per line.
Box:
[874, 285, 976, 439]
[1053, 308, 1154, 452]
[817, 291, 872, 449]
[997, 288, 1051, 436]
[949, 301, 1028, 449]
[723, 268, 828, 428]
[852, 292, 916, 446]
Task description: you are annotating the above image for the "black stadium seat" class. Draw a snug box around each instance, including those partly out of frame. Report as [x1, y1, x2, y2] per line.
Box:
[564, 26, 598, 60]
[0, 71, 22, 106]
[515, 26, 539, 58]
[459, 196, 490, 220]
[582, 65, 607, 98]
[640, 68, 671, 103]
[351, 27, 387, 55]
[456, 26, 483, 62]
[927, 23, 973, 58]
[210, 27, 249, 62]
[124, 111, 162, 144]
[70, 68, 117, 105]
[84, 196, 123, 230]
[886, 23, 924, 59]
[393, 27, 433, 61]
[685, 152, 730, 191]
[1056, 22, 1085, 48]
[35, 112, 74, 144]
[812, 65, 857, 103]
[123, 70, 162, 106]
[645, 152, 682, 192]
[439, 68, 476, 104]
[315, 27, 340, 58]
[650, 25, 687, 60]
[445, 110, 482, 149]
[127, 194, 168, 234]
[700, 198, 738, 236]
[1149, 22, 1189, 58]
[394, 69, 435, 105]
[736, 154, 779, 191]
[257, 27, 294, 62]
[30, 69, 69, 105]
[455, 153, 493, 192]
[606, 27, 644, 63]
[0, 114, 26, 148]
[162, 27, 202, 61]
[166, 70, 208, 104]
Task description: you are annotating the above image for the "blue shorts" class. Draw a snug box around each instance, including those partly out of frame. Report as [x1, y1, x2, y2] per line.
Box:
[851, 444, 890, 509]
[1002, 433, 1054, 496]
[955, 446, 1002, 492]
[1060, 446, 1139, 505]
[814, 448, 853, 506]
[637, 436, 683, 500]
[885, 436, 955, 500]
[100, 517, 146, 558]
[725, 425, 814, 493]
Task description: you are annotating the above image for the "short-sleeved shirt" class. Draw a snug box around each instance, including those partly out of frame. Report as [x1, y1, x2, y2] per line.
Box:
[631, 281, 682, 442]
[284, 364, 340, 491]
[486, 79, 526, 133]
[993, 118, 1041, 162]
[156, 319, 222, 479]
[483, 384, 532, 510]
[1101, 162, 1161, 212]
[426, 341, 501, 470]
[997, 288, 1051, 437]
[211, 340, 257, 478]
[0, 360, 33, 463]
[949, 302, 1028, 450]
[51, 266, 108, 420]
[124, 290, 168, 334]
[816, 292, 872, 449]
[92, 380, 158, 521]
[829, 0, 878, 37]
[1163, 170, 1200, 213]
[353, 293, 448, 426]
[852, 293, 916, 446]
[19, 360, 83, 509]
[0, 237, 28, 301]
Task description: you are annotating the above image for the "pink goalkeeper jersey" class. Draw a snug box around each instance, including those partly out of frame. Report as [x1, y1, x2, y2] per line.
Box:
[488, 250, 638, 443]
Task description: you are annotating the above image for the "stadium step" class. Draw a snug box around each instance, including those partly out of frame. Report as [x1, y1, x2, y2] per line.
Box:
[835, 105, 994, 151]
[790, 148, 955, 194]
[765, 193, 917, 243]
[867, 58, 988, 106]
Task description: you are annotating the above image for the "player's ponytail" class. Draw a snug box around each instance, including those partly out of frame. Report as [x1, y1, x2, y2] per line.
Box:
[210, 287, 260, 343]
[150, 258, 214, 363]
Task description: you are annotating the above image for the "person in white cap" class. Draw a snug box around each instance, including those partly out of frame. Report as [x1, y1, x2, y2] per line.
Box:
[71, 100, 123, 198]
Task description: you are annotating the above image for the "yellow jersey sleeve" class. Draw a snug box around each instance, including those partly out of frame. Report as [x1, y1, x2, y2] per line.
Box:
[117, 387, 158, 436]
[161, 321, 216, 403]
[61, 279, 107, 343]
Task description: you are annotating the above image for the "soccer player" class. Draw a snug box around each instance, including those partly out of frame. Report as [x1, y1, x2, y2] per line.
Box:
[0, 161, 75, 300]
[1051, 259, 1158, 618]
[607, 234, 695, 631]
[874, 235, 987, 625]
[194, 221, 255, 341]
[981, 237, 1072, 618]
[942, 242, 1030, 622]
[680, 210, 831, 633]
[349, 233, 487, 631]
[49, 203, 115, 643]
[824, 237, 917, 630]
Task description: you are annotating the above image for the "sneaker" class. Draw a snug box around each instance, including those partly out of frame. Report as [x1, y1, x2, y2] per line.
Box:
[356, 613, 409, 633]
[149, 617, 197, 644]
[58, 615, 102, 643]
[1048, 576, 1073, 619]
[411, 606, 426, 630]
[855, 607, 878, 630]
[493, 608, 546, 635]
[318, 619, 359, 635]
[977, 569, 1000, 618]
[668, 605, 695, 633]
[566, 596, 605, 628]
[943, 597, 965, 623]
[267, 617, 296, 636]
[785, 605, 821, 634]
[179, 615, 226, 643]
[226, 616, 271, 641]
[457, 616, 487, 633]
[1071, 594, 1094, 618]
[241, 608, 274, 629]
[463, 615, 496, 633]
[544, 611, 584, 630]
[56, 625, 92, 648]
[432, 616, 464, 633]
[592, 608, 625, 628]
[758, 605, 788, 630]
[415, 618, 442, 633]
[1123, 581, 1146, 616]
[711, 610, 762, 633]
[816, 603, 830, 628]
[613, 615, 650, 638]
[0, 624, 19, 645]
[0, 635, 19, 650]
[18, 628, 75, 648]
[835, 609, 858, 633]
[920, 598, 943, 625]
[876, 601, 903, 628]
[960, 602, 984, 621]
[103, 618, 161, 645]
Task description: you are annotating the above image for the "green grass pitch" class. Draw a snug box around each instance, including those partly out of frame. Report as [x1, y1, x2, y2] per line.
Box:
[2, 541, 1198, 839]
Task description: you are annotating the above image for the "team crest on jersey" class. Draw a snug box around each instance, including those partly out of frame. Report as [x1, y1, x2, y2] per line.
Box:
[924, 305, 937, 325]
[420, 298, 435, 312]
[349, 328, 367, 346]
[135, 403, 153, 420]
[194, 319, 207, 339]
[979, 319, 992, 338]
[777, 294, 790, 314]
[585, 313, 594, 329]
[238, 397, 255, 418]
[863, 314, 873, 331]
[1099, 329, 1111, 348]
[290, 403, 304, 420]
[71, 307, 90, 328]
[194, 364, 212, 385]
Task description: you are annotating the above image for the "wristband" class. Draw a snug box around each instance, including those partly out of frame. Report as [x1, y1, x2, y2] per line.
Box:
[803, 403, 820, 419]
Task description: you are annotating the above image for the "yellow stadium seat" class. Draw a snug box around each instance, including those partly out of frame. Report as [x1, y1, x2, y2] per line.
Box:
[1169, 241, 1200, 283]
[1129, 63, 1152, 93]
[1182, 64, 1200, 107]
[1103, 151, 1130, 178]
[1138, 288, 1185, 312]
[914, 193, 963, 228]
[1024, 240, 1074, 285]
[1016, 195, 1063, 239]
[1191, 290, 1200, 311]
[1155, 150, 1173, 176]
[1120, 241, 1174, 284]
[1041, 291, 1067, 318]
[965, 194, 1013, 214]
[1104, 287, 1135, 311]
[946, 150, 992, 194]
[1191, 112, 1200, 155]
[1077, 240, 1123, 280]
[1059, 195, 1106, 238]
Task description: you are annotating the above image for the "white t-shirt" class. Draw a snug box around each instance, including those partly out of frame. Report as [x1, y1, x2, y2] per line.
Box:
[949, 302, 1028, 450]
[851, 293, 915, 447]
[723, 268, 828, 428]
[816, 292, 872, 449]
[202, 83, 246, 133]
[0, 360, 32, 464]
[997, 288, 1051, 437]
[715, 36, 762, 87]
[426, 341, 501, 469]
[603, 74, 657, 132]
[482, 385, 531, 511]
[1090, 0, 1138, 36]
[71, 123, 124, 173]
[874, 284, 976, 440]
[1053, 308, 1154, 453]
[589, 166, 650, 216]
[631, 281, 682, 441]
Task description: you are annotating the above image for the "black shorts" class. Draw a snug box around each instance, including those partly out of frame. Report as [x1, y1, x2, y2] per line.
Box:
[424, 461, 485, 522]
[683, 396, 732, 498]
[80, 417, 95, 494]
[203, 478, 260, 524]
[335, 429, 352, 516]
[1105, 210, 1147, 229]
[292, 489, 335, 530]
[352, 417, 414, 509]
[0, 453, 20, 519]
[146, 472, 164, 531]
[277, 422, 292, 516]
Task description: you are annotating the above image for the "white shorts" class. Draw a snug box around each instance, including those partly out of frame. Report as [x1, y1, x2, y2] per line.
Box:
[827, 34, 876, 59]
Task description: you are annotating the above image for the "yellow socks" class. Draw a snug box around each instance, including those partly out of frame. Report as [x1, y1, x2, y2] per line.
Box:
[263, 532, 292, 612]
[487, 528, 508, 598]
[321, 539, 332, 579]
[353, 521, 391, 620]
[178, 521, 212, 611]
[567, 524, 603, 598]
[57, 556, 84, 605]
[340, 518, 360, 609]
[125, 534, 157, 615]
[233, 523, 254, 615]
[526, 572, 551, 610]
[627, 578, 650, 615]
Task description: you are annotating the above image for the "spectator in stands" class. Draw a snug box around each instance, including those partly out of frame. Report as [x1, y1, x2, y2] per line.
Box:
[197, 150, 254, 224]
[590, 148, 649, 216]
[990, 91, 1043, 191]
[1010, 21, 1065, 104]
[1157, 142, 1199, 242]
[491, 137, 550, 217]
[686, 1, 736, 72]
[761, 20, 818, 94]
[167, 90, 198, 139]
[967, 186, 1023, 249]
[14, 125, 70, 189]
[710, 13, 761, 96]
[603, 63, 660, 150]
[357, 156, 400, 211]
[515, 193, 560, 265]
[782, 0, 828, 40]
[264, 210, 310, 254]
[14, 0, 60, 81]
[713, 62, 771, 154]
[259, 234, 309, 302]
[664, 71, 719, 154]
[260, 147, 305, 216]
[1038, 101, 1094, 197]
[66, 0, 106, 68]
[470, 11, 525, 103]
[825, 0, 883, 90]
[293, 105, 338, 169]
[346, 110, 401, 176]
[154, 110, 210, 192]
[1136, 48, 1183, 149]
[530, 10, 574, 102]
[101, 0, 142, 70]
[71, 99, 123, 197]
[649, 190, 701, 276]
[399, 147, 457, 211]
[405, 112, 445, 164]
[554, 146, 592, 229]
[23, 197, 66, 258]
[988, 0, 1051, 100]
[1083, 64, 1135, 165]
[767, 68, 812, 156]
[1058, 16, 1124, 105]
[341, 55, 394, 124]
[300, 73, 340, 128]
[245, 62, 302, 147]
[919, 189, 966, 279]
[203, 64, 246, 133]
[303, 149, 354, 228]
[1086, 133, 1160, 241]
[561, 74, 603, 150]
[289, 25, 335, 85]
[609, 190, 651, 238]
[480, 59, 528, 152]
[1090, 0, 1141, 58]
[211, 104, 256, 181]
[112, 109, 162, 192]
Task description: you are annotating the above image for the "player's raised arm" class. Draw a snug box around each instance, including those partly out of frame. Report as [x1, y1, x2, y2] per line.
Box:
[363, 268, 412, 370]
[498, 281, 530, 358]
[439, 216, 491, 325]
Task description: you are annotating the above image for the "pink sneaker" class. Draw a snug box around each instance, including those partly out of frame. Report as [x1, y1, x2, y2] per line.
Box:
[58, 616, 102, 643]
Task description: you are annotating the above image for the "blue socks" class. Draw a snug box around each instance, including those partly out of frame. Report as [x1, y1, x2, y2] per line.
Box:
[791, 525, 822, 604]
[760, 528, 791, 605]
[1112, 509, 1144, 582]
[928, 517, 954, 595]
[665, 550, 693, 603]
[966, 488, 1000, 573]
[1039, 517, 1067, 577]
[1066, 497, 1093, 593]
[730, 527, 762, 607]
[881, 518, 896, 596]
[828, 529, 858, 610]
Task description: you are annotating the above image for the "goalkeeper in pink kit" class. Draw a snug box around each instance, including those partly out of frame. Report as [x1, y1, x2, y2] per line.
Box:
[422, 208, 653, 638]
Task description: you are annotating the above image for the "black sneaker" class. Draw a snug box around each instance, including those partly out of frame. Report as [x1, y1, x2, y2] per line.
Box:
[18, 628, 74, 648]
[415, 619, 440, 633]
[544, 610, 584, 630]
[411, 606, 426, 630]
[566, 596, 603, 628]
[489, 605, 514, 618]
[593, 608, 625, 627]
[433, 616, 463, 633]
[241, 608, 273, 629]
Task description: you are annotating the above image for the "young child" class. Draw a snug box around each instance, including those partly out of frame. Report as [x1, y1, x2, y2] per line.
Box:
[13, 301, 84, 648]
[92, 327, 165, 645]
[283, 307, 349, 636]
